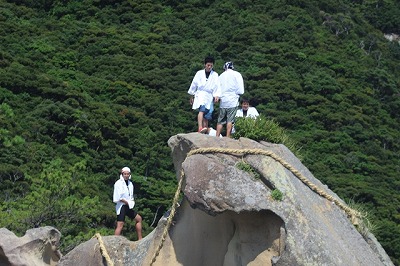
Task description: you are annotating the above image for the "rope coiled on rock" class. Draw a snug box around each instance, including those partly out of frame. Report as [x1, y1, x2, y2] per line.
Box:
[149, 147, 361, 265]
[189, 148, 360, 223]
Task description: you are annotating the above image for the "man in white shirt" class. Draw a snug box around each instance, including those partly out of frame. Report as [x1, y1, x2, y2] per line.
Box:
[216, 61, 244, 137]
[231, 98, 260, 134]
[236, 98, 259, 118]
[113, 167, 143, 240]
[188, 56, 221, 133]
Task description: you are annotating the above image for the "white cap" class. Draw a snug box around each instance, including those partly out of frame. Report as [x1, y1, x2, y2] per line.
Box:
[121, 167, 131, 173]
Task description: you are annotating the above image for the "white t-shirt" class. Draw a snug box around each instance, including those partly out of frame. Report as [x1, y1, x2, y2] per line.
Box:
[236, 107, 259, 118]
[218, 69, 244, 108]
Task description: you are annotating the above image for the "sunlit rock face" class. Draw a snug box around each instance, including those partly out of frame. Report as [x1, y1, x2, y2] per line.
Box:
[0, 226, 61, 266]
[57, 133, 393, 266]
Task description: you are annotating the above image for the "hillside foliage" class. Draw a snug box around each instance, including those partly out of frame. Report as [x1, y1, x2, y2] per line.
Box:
[0, 0, 399, 263]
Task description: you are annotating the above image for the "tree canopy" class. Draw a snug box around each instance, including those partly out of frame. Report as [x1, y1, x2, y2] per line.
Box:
[0, 0, 399, 263]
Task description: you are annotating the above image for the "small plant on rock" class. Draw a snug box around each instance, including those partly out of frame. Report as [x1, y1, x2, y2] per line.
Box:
[236, 161, 261, 179]
[271, 189, 284, 201]
[346, 199, 378, 238]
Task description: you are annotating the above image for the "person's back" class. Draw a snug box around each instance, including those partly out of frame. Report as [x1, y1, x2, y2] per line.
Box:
[216, 61, 244, 138]
[219, 69, 244, 109]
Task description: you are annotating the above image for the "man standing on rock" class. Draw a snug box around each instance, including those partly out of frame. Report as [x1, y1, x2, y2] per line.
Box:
[216, 61, 244, 137]
[113, 167, 143, 240]
[188, 56, 221, 133]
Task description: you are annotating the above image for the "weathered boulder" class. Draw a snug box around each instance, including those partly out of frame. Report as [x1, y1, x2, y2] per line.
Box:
[57, 234, 152, 266]
[147, 133, 393, 266]
[0, 226, 61, 266]
[58, 133, 394, 266]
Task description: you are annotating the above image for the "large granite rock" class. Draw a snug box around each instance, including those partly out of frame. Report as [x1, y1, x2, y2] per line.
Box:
[58, 133, 393, 266]
[0, 226, 61, 266]
[57, 234, 151, 266]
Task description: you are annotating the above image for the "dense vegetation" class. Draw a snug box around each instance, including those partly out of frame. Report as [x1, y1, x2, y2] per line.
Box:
[0, 0, 399, 263]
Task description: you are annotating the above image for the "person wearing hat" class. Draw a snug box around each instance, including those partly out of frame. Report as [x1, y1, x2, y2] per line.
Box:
[216, 61, 244, 137]
[188, 56, 221, 133]
[113, 166, 143, 240]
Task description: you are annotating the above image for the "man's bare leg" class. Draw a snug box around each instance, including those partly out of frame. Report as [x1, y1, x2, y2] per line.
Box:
[134, 214, 143, 240]
[226, 122, 233, 138]
[197, 112, 204, 131]
[203, 118, 209, 129]
[115, 221, 124, 235]
[216, 124, 223, 137]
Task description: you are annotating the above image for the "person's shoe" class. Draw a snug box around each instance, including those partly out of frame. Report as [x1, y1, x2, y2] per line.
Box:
[199, 127, 208, 134]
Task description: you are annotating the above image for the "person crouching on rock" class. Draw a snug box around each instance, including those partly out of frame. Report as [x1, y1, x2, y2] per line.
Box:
[113, 166, 143, 240]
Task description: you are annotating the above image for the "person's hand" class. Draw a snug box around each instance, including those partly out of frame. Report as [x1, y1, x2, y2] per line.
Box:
[190, 97, 194, 105]
[214, 96, 219, 102]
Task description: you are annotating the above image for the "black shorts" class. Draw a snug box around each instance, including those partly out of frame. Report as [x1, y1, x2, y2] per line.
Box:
[117, 205, 138, 222]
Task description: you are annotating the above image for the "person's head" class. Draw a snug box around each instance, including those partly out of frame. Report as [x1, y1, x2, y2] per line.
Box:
[241, 98, 250, 110]
[121, 167, 131, 180]
[204, 56, 215, 72]
[223, 61, 234, 71]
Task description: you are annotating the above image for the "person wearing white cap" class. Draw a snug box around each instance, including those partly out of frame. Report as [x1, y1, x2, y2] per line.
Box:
[113, 166, 143, 240]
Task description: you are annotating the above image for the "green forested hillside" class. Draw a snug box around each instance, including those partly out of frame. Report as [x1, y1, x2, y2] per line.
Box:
[0, 0, 399, 263]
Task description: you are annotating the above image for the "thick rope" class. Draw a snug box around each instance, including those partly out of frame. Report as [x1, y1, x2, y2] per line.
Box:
[149, 169, 185, 266]
[149, 147, 361, 265]
[188, 147, 360, 224]
[93, 233, 114, 266]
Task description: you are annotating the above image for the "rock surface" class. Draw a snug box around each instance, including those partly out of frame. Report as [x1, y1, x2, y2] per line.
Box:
[154, 133, 393, 266]
[42, 134, 396, 265]
[0, 226, 61, 266]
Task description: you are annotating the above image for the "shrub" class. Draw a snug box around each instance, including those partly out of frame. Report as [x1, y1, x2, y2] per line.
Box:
[346, 198, 378, 238]
[232, 115, 301, 156]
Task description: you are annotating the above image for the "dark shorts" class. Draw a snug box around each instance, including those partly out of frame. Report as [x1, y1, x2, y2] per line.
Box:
[218, 107, 237, 124]
[117, 205, 138, 222]
[199, 105, 212, 120]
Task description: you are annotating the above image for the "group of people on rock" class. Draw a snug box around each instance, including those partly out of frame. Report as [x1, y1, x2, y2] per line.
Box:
[188, 56, 259, 137]
[112, 56, 260, 241]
